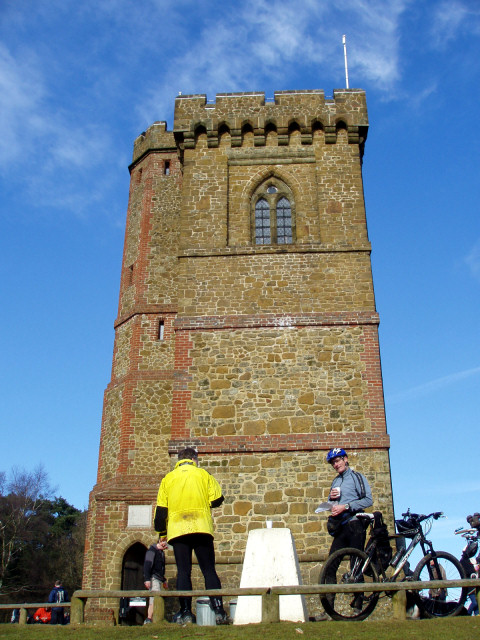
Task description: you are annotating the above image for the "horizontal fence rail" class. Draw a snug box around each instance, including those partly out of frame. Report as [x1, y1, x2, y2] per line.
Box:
[69, 579, 480, 624]
[0, 603, 72, 609]
[2, 579, 480, 625]
[0, 602, 71, 625]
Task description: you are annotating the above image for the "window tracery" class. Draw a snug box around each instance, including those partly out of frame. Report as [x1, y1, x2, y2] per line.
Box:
[251, 178, 295, 245]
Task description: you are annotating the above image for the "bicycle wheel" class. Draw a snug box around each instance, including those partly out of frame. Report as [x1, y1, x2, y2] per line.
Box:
[412, 551, 468, 617]
[319, 547, 380, 621]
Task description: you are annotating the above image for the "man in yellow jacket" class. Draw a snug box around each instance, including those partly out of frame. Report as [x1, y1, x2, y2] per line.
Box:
[154, 447, 229, 625]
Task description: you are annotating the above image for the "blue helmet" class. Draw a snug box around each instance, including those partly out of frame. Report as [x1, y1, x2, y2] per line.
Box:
[326, 448, 347, 463]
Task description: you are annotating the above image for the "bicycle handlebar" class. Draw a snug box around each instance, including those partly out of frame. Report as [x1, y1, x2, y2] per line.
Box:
[400, 510, 444, 522]
[455, 527, 477, 536]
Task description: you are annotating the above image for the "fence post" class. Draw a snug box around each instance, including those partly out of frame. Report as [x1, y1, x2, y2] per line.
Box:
[261, 591, 280, 623]
[19, 607, 27, 625]
[152, 594, 165, 623]
[70, 596, 85, 624]
[391, 589, 407, 620]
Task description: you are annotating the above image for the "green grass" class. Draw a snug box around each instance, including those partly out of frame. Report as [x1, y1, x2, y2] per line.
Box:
[0, 618, 479, 640]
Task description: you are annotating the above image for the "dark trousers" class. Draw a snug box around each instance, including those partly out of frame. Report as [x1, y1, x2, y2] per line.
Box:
[171, 533, 222, 611]
[324, 518, 367, 607]
[328, 517, 366, 558]
[50, 609, 64, 625]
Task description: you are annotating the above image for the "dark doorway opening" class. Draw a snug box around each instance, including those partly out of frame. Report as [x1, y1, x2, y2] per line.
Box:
[119, 542, 147, 626]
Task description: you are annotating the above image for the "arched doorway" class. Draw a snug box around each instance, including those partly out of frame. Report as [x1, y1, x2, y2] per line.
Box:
[120, 542, 147, 625]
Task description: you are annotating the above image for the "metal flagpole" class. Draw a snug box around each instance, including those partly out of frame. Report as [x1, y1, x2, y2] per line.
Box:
[342, 35, 349, 89]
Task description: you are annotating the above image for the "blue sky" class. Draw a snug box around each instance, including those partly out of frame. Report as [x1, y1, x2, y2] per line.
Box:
[1, 0, 479, 560]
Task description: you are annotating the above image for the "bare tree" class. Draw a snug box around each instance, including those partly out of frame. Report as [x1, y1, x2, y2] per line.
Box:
[0, 465, 53, 592]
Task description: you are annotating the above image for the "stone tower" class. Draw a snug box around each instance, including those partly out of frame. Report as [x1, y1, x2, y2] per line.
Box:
[83, 89, 393, 620]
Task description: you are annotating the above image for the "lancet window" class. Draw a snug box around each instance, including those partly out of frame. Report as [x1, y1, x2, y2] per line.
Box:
[252, 179, 295, 245]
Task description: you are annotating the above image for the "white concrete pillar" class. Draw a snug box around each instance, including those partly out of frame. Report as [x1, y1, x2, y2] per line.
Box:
[234, 527, 308, 624]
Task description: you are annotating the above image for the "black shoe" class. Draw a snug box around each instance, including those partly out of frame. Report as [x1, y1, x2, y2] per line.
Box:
[181, 611, 195, 625]
[172, 610, 183, 624]
[172, 610, 195, 625]
[209, 596, 231, 625]
[215, 609, 231, 625]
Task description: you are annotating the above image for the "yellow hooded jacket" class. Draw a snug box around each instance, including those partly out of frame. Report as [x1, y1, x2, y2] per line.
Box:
[155, 459, 223, 542]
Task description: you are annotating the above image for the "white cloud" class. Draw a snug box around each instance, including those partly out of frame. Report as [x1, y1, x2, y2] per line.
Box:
[1, 0, 414, 160]
[0, 35, 116, 217]
[0, 40, 110, 167]
[407, 81, 438, 110]
[465, 239, 480, 282]
[430, 0, 480, 47]
[388, 366, 480, 404]
[0, 44, 46, 166]
[4, 0, 477, 217]
[139, 0, 412, 125]
[344, 0, 417, 89]
[415, 480, 480, 498]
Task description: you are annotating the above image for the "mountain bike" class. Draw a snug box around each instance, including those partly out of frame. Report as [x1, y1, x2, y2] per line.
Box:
[319, 509, 468, 621]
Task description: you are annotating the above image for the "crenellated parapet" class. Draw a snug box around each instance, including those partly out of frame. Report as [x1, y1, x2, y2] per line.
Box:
[173, 89, 368, 150]
[131, 121, 177, 167]
[131, 89, 369, 166]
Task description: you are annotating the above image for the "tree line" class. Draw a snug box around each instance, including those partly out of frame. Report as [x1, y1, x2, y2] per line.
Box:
[0, 465, 86, 613]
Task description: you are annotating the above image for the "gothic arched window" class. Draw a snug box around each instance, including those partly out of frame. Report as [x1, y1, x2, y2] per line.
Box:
[252, 179, 295, 245]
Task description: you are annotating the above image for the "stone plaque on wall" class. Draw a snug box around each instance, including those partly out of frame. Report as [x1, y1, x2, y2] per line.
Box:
[127, 505, 152, 527]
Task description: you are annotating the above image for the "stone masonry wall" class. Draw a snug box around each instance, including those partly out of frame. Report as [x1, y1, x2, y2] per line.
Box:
[83, 448, 392, 620]
[185, 326, 379, 439]
[177, 252, 374, 317]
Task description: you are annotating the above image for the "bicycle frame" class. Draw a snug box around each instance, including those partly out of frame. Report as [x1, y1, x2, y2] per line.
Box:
[361, 518, 440, 585]
[390, 531, 422, 580]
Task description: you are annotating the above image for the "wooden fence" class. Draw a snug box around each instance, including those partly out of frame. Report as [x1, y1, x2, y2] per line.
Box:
[2, 579, 480, 625]
[0, 602, 71, 625]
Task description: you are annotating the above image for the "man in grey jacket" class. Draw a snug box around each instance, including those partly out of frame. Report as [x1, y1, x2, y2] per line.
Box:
[325, 447, 373, 557]
[322, 447, 373, 614]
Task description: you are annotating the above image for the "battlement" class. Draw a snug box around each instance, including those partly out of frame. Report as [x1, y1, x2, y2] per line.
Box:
[132, 89, 368, 163]
[174, 89, 367, 123]
[132, 121, 176, 165]
[173, 89, 367, 146]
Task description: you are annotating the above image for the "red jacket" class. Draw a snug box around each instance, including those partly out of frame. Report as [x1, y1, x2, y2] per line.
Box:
[33, 607, 51, 623]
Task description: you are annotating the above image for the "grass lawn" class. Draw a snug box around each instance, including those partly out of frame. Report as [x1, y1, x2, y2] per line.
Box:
[0, 618, 479, 640]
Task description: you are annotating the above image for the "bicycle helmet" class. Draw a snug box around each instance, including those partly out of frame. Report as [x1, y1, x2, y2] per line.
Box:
[395, 517, 418, 538]
[326, 448, 347, 463]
